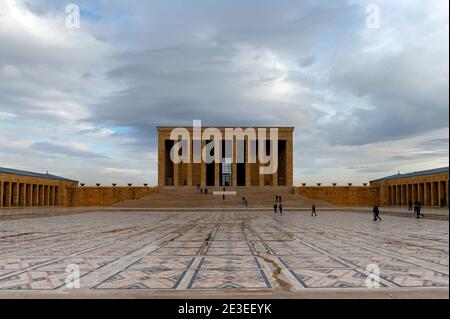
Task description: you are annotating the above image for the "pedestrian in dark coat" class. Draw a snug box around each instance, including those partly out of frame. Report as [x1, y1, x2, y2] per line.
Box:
[311, 205, 317, 216]
[373, 205, 382, 221]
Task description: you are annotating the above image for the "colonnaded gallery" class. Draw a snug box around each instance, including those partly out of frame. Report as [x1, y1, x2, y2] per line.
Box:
[0, 126, 449, 209]
[157, 126, 294, 188]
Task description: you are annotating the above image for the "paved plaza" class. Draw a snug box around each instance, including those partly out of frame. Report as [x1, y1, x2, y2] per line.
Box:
[0, 210, 448, 298]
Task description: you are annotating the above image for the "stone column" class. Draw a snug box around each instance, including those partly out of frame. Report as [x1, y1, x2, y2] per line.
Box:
[259, 164, 265, 187]
[200, 140, 206, 187]
[173, 163, 179, 187]
[33, 185, 38, 206]
[416, 184, 420, 204]
[390, 185, 393, 205]
[429, 182, 434, 206]
[391, 185, 395, 205]
[245, 138, 251, 187]
[232, 137, 237, 187]
[272, 171, 278, 187]
[40, 185, 45, 206]
[401, 185, 405, 205]
[388, 186, 392, 205]
[286, 135, 294, 187]
[437, 181, 442, 207]
[0, 181, 3, 208]
[445, 181, 449, 207]
[215, 162, 220, 187]
[187, 140, 193, 187]
[420, 183, 425, 205]
[406, 185, 410, 204]
[49, 186, 53, 205]
[404, 185, 407, 205]
[446, 180, 449, 207]
[4, 183, 11, 207]
[55, 186, 59, 206]
[12, 183, 19, 207]
[43, 185, 47, 206]
[158, 134, 165, 187]
[26, 184, 31, 206]
[394, 185, 398, 205]
[19, 183, 25, 207]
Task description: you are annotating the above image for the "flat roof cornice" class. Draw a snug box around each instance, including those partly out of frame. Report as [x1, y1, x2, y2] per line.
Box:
[0, 167, 78, 182]
[370, 166, 449, 182]
[157, 126, 295, 130]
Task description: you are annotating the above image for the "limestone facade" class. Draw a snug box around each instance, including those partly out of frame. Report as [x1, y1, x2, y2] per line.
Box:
[370, 167, 449, 207]
[295, 186, 379, 206]
[157, 126, 294, 187]
[67, 186, 154, 207]
[0, 168, 78, 208]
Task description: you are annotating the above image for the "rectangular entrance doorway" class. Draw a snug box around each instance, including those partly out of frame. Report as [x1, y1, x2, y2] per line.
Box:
[221, 159, 232, 186]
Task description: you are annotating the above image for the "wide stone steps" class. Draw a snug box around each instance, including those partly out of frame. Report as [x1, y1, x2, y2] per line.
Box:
[114, 186, 334, 209]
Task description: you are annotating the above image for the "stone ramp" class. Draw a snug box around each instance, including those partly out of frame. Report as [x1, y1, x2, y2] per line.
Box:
[114, 186, 334, 209]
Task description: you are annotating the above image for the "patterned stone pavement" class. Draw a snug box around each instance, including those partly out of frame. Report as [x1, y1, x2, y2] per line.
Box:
[0, 210, 448, 296]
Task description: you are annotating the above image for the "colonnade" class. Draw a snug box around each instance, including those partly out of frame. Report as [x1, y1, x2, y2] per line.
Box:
[386, 180, 449, 207]
[0, 181, 59, 208]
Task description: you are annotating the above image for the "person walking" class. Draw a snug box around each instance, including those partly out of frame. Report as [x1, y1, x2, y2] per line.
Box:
[416, 205, 424, 219]
[311, 204, 317, 216]
[275, 195, 279, 203]
[372, 205, 382, 221]
[245, 198, 248, 207]
[273, 203, 278, 214]
[279, 203, 283, 215]
[408, 200, 413, 211]
[279, 195, 282, 203]
[205, 188, 208, 195]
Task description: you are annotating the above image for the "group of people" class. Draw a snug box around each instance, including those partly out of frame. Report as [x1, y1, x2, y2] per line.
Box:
[273, 195, 283, 214]
[197, 184, 208, 195]
[373, 201, 426, 221]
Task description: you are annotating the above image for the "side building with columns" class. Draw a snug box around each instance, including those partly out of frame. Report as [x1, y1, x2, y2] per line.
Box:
[157, 126, 294, 187]
[0, 167, 78, 208]
[370, 167, 449, 207]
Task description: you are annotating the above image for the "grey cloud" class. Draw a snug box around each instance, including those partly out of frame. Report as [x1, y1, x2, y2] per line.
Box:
[323, 35, 448, 146]
[32, 142, 107, 159]
[299, 56, 317, 68]
[0, 0, 448, 184]
[416, 138, 449, 150]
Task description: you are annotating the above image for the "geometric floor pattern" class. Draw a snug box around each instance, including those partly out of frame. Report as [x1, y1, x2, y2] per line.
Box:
[0, 210, 448, 292]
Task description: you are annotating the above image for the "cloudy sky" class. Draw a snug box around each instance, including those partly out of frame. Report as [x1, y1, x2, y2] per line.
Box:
[0, 0, 448, 185]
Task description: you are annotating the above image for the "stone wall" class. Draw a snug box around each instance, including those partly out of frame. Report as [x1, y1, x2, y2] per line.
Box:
[0, 172, 77, 208]
[295, 186, 379, 206]
[371, 171, 449, 207]
[66, 187, 154, 207]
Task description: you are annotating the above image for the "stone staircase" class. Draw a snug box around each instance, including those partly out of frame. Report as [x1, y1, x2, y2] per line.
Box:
[114, 186, 334, 209]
